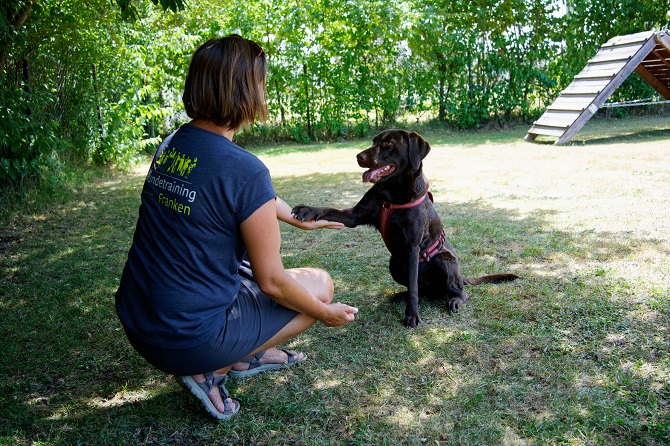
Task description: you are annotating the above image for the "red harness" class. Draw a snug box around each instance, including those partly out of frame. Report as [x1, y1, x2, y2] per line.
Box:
[379, 191, 445, 263]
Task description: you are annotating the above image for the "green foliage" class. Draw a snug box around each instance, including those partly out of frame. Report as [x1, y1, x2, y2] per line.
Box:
[0, 86, 64, 183]
[559, 0, 670, 87]
[1, 0, 670, 191]
[115, 0, 187, 20]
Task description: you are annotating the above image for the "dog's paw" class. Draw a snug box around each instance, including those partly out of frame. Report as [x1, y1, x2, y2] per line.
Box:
[402, 314, 422, 328]
[448, 297, 466, 314]
[292, 205, 325, 222]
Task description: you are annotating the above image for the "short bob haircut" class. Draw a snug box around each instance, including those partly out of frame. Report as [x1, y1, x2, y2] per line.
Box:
[183, 34, 268, 131]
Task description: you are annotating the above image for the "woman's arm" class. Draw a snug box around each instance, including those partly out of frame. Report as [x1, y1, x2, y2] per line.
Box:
[241, 199, 356, 327]
[276, 197, 344, 230]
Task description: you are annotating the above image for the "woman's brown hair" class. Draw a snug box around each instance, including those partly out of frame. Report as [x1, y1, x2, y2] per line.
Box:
[182, 34, 268, 130]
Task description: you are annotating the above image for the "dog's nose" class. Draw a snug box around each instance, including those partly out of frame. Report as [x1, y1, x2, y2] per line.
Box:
[357, 151, 370, 166]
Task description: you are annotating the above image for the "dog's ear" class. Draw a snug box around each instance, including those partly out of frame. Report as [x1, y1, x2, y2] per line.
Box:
[407, 131, 431, 170]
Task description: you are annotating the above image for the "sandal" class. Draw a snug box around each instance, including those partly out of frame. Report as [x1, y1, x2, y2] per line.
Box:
[177, 373, 240, 420]
[227, 348, 307, 379]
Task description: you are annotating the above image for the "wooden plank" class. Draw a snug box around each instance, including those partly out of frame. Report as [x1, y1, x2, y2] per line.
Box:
[589, 52, 636, 64]
[533, 116, 576, 129]
[642, 49, 665, 62]
[634, 64, 670, 99]
[574, 70, 617, 80]
[547, 96, 596, 111]
[527, 126, 567, 138]
[598, 42, 650, 55]
[528, 31, 670, 146]
[578, 60, 628, 72]
[644, 69, 670, 81]
[644, 62, 670, 71]
[556, 36, 660, 145]
[534, 111, 582, 124]
[567, 78, 613, 89]
[547, 103, 588, 112]
[561, 78, 612, 95]
[641, 61, 669, 69]
[655, 31, 670, 51]
[561, 86, 603, 95]
[637, 35, 670, 99]
[654, 32, 670, 67]
[593, 41, 647, 57]
[601, 31, 655, 48]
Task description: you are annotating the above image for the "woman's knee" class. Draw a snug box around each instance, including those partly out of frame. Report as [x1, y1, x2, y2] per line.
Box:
[316, 268, 334, 304]
[307, 268, 334, 304]
[288, 267, 334, 304]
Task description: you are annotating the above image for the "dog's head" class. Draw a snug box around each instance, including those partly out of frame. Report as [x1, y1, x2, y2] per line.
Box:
[357, 129, 431, 183]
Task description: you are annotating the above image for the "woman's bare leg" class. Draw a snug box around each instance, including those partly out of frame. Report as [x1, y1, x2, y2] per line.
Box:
[196, 267, 334, 414]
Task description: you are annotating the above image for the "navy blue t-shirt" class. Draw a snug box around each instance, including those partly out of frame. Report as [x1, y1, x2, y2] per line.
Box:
[115, 124, 276, 349]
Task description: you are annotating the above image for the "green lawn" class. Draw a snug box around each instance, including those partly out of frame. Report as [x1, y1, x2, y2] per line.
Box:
[1, 117, 669, 445]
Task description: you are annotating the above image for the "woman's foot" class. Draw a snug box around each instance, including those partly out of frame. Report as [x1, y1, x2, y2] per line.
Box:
[228, 347, 307, 378]
[178, 374, 240, 420]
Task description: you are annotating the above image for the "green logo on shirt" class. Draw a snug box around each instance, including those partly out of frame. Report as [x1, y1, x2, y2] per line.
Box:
[155, 147, 197, 180]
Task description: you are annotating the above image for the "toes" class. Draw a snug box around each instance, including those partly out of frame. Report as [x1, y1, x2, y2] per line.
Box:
[208, 387, 225, 411]
[218, 397, 234, 414]
[209, 388, 237, 415]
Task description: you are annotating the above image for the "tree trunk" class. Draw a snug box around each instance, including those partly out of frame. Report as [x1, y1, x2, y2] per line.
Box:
[92, 64, 103, 140]
[1, 1, 34, 74]
[21, 57, 31, 115]
[303, 63, 312, 140]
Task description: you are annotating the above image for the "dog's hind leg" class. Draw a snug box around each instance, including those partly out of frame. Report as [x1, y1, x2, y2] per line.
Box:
[447, 291, 469, 314]
[429, 252, 468, 313]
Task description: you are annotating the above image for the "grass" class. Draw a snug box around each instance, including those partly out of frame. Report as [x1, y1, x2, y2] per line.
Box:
[1, 116, 669, 445]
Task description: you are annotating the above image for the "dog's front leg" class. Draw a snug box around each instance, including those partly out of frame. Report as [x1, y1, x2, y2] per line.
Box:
[292, 190, 377, 228]
[402, 246, 422, 328]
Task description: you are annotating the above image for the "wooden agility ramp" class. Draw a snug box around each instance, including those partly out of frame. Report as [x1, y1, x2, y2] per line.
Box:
[526, 30, 670, 145]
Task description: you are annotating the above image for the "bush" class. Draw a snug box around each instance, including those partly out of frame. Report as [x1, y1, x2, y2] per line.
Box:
[0, 87, 65, 185]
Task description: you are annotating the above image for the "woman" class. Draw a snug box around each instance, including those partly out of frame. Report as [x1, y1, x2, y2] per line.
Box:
[115, 34, 358, 420]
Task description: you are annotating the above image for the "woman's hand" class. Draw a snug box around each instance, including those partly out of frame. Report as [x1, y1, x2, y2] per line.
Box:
[319, 302, 359, 327]
[276, 197, 344, 230]
[294, 218, 345, 230]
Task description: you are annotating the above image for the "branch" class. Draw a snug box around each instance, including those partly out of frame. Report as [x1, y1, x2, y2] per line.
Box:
[115, 0, 187, 20]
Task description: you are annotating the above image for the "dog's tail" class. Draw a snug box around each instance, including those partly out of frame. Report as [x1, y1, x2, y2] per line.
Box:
[465, 274, 519, 285]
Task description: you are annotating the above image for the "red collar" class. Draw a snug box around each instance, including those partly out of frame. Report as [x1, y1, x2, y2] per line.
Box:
[379, 191, 432, 248]
[379, 191, 444, 262]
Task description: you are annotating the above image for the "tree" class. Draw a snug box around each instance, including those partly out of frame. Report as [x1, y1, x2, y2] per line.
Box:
[0, 0, 192, 183]
[3, 0, 669, 187]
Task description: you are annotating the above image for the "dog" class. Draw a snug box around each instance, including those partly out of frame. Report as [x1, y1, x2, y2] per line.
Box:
[292, 129, 518, 327]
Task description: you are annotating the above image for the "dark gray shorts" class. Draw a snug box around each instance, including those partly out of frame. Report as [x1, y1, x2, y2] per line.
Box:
[125, 261, 299, 375]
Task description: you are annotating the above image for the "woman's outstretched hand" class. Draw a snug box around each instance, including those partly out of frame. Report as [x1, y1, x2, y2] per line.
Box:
[276, 197, 345, 230]
[320, 302, 358, 327]
[295, 218, 345, 230]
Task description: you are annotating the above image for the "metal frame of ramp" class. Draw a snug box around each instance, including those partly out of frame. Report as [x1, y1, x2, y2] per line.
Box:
[526, 30, 670, 145]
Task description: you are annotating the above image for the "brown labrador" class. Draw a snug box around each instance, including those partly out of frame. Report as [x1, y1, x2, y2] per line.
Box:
[292, 129, 518, 327]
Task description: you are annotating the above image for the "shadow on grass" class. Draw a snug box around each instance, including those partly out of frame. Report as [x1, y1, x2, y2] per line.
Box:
[0, 171, 668, 444]
[530, 114, 670, 147]
[573, 127, 670, 146]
